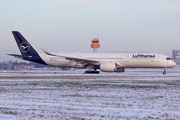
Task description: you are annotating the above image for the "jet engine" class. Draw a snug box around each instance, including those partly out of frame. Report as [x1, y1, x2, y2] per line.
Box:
[100, 62, 125, 72]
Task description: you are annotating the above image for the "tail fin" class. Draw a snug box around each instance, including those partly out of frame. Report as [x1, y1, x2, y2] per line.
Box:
[12, 31, 38, 55]
[10, 31, 46, 65]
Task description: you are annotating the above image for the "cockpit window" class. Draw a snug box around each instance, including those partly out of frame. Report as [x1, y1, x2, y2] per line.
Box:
[166, 57, 172, 60]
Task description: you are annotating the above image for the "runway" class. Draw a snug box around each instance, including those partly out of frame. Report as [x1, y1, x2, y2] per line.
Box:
[0, 66, 180, 119]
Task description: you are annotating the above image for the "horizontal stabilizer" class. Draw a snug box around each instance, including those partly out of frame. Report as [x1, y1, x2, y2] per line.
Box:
[7, 54, 32, 58]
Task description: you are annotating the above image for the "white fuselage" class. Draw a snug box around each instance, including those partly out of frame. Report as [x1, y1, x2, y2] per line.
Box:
[10, 31, 176, 73]
[40, 52, 176, 68]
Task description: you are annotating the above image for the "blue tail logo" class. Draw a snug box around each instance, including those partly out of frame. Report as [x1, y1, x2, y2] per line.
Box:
[20, 42, 30, 53]
[9, 31, 47, 65]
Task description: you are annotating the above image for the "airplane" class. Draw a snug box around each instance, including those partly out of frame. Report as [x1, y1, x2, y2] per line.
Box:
[7, 31, 176, 74]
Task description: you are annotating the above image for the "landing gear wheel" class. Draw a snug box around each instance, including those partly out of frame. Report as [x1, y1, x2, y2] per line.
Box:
[163, 72, 166, 75]
[163, 68, 167, 75]
[84, 71, 99, 74]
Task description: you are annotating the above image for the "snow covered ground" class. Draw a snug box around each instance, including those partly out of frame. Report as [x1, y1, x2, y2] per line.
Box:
[0, 66, 180, 120]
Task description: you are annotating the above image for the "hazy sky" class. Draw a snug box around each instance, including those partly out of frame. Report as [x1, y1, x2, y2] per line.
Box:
[1, 0, 180, 62]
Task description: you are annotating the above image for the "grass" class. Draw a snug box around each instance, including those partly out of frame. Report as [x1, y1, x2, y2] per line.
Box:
[1, 110, 18, 115]
[0, 75, 180, 120]
[0, 75, 179, 80]
[1, 79, 180, 90]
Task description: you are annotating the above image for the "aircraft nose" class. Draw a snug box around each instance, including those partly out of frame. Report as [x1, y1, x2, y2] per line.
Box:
[169, 60, 176, 67]
[173, 61, 176, 66]
[171, 61, 176, 67]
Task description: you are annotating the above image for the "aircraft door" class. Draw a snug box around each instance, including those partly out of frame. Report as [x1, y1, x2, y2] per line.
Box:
[156, 56, 160, 62]
[126, 55, 130, 62]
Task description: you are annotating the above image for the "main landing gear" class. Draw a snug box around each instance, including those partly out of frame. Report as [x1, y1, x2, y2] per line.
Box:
[83, 67, 100, 74]
[84, 71, 100, 74]
[84, 68, 100, 74]
[163, 68, 167, 75]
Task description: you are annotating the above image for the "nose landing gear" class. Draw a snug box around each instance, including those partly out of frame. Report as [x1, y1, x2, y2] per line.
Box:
[163, 68, 167, 74]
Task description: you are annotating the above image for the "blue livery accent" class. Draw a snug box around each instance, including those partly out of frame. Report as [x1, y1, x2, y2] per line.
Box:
[12, 31, 47, 65]
[132, 54, 155, 58]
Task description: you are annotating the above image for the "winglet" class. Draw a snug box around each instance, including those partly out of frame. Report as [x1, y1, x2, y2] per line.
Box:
[40, 47, 56, 56]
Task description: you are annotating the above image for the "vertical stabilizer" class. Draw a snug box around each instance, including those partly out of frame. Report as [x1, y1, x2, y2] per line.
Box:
[11, 31, 46, 65]
[12, 31, 38, 55]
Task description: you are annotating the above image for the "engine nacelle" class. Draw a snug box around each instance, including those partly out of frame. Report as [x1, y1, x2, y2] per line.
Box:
[100, 62, 125, 72]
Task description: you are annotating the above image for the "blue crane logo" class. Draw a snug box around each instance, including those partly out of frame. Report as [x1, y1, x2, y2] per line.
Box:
[20, 42, 30, 53]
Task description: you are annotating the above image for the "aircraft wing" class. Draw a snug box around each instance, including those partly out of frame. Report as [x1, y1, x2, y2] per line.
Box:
[40, 48, 100, 68]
